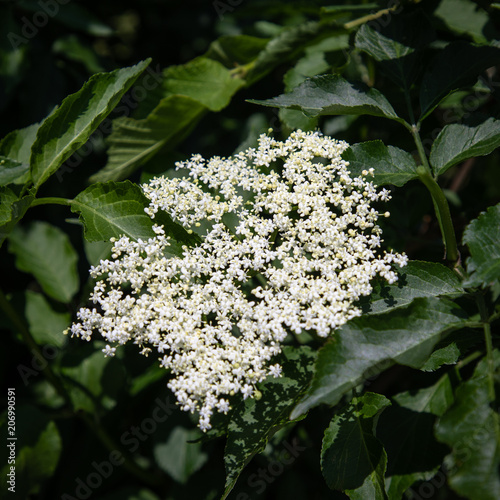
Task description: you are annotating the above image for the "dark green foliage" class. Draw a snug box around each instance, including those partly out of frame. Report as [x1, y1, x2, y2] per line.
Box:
[2, 1, 500, 499]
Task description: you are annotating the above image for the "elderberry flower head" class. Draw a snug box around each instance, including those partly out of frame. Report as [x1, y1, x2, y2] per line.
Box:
[67, 130, 407, 431]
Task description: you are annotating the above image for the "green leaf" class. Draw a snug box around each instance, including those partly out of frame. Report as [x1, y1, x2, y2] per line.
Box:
[435, 351, 500, 500]
[342, 141, 418, 187]
[25, 291, 69, 348]
[94, 57, 247, 181]
[247, 21, 329, 85]
[462, 202, 500, 287]
[250, 75, 405, 124]
[419, 329, 479, 372]
[279, 33, 350, 131]
[205, 35, 270, 69]
[154, 426, 208, 483]
[279, 108, 318, 132]
[9, 221, 79, 303]
[222, 346, 316, 499]
[430, 116, 500, 176]
[30, 60, 150, 189]
[419, 42, 500, 120]
[0, 122, 40, 165]
[162, 57, 245, 111]
[61, 345, 126, 413]
[355, 11, 432, 91]
[433, 0, 496, 44]
[0, 156, 28, 186]
[290, 297, 467, 420]
[0, 187, 18, 226]
[0, 187, 35, 247]
[283, 33, 350, 91]
[71, 180, 157, 242]
[129, 364, 166, 396]
[83, 239, 113, 267]
[0, 121, 41, 186]
[321, 392, 390, 498]
[0, 405, 62, 499]
[71, 181, 197, 253]
[359, 261, 464, 315]
[378, 374, 455, 499]
[90, 95, 205, 182]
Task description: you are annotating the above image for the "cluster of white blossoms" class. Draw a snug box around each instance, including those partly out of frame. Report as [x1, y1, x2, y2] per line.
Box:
[67, 130, 407, 431]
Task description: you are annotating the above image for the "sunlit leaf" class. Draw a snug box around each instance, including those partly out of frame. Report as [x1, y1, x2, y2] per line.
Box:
[70, 181, 197, 254]
[162, 57, 245, 112]
[30, 60, 150, 189]
[359, 261, 464, 315]
[250, 75, 406, 124]
[342, 141, 418, 187]
[433, 0, 496, 44]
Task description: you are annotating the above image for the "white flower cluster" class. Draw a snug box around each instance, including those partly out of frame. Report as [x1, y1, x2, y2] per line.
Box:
[68, 130, 407, 431]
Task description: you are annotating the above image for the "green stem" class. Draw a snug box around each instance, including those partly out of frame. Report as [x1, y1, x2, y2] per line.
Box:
[229, 59, 256, 80]
[411, 125, 432, 172]
[30, 197, 72, 207]
[456, 350, 483, 370]
[409, 122, 460, 265]
[343, 5, 399, 30]
[416, 165, 459, 263]
[402, 95, 461, 268]
[477, 293, 495, 400]
[490, 310, 500, 323]
[484, 322, 495, 400]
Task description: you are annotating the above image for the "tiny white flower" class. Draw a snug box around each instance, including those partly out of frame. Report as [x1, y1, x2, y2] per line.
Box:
[102, 345, 116, 357]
